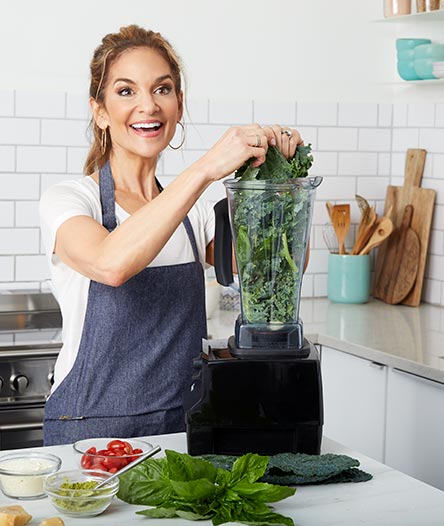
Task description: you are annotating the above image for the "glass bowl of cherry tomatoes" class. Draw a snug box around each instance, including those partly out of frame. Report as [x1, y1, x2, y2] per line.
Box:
[72, 438, 152, 474]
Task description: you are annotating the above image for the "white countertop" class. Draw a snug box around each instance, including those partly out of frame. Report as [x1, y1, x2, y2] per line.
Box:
[2, 432, 444, 526]
[208, 298, 444, 383]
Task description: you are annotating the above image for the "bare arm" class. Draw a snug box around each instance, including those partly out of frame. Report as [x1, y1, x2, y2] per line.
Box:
[54, 125, 276, 287]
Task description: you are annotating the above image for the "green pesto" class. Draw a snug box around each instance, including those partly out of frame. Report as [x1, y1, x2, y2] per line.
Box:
[53, 479, 111, 512]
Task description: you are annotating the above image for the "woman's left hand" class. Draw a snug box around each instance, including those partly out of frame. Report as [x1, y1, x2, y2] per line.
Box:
[263, 125, 303, 159]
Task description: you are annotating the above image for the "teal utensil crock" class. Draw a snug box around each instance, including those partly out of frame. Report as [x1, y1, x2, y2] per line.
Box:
[328, 254, 370, 304]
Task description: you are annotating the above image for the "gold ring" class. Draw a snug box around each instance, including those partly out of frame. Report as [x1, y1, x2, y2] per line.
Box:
[281, 129, 292, 138]
[255, 134, 261, 147]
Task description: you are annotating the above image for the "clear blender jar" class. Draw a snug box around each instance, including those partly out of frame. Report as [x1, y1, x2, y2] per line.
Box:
[214, 176, 322, 357]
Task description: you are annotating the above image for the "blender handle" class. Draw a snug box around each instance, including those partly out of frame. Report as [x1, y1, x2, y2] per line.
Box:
[213, 198, 234, 286]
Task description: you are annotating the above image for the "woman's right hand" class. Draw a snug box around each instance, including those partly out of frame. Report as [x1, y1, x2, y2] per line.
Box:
[193, 124, 276, 182]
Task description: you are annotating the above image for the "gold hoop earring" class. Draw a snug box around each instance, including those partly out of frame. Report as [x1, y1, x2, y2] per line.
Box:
[169, 121, 185, 150]
[100, 127, 108, 155]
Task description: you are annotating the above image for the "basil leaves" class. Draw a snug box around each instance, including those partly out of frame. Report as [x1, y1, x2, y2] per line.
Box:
[117, 450, 296, 526]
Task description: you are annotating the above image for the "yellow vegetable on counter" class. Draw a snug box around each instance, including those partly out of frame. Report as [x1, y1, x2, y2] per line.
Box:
[38, 517, 65, 526]
[0, 505, 32, 526]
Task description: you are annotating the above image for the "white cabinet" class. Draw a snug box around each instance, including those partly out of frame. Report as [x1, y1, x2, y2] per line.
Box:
[385, 368, 444, 491]
[321, 346, 388, 462]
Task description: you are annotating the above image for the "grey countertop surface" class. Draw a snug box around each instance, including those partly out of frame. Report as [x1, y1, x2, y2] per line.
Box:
[207, 297, 444, 384]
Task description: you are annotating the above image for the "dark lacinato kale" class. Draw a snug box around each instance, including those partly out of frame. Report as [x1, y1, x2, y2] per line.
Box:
[201, 452, 372, 486]
[232, 145, 314, 324]
[235, 144, 313, 182]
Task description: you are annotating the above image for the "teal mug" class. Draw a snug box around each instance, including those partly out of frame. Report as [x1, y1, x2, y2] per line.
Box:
[328, 254, 370, 304]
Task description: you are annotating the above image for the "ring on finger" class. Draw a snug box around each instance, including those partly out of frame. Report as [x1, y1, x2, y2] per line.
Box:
[255, 134, 261, 147]
[281, 129, 292, 138]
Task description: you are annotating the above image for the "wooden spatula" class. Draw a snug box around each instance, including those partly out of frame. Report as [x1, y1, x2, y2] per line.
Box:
[374, 205, 420, 305]
[331, 204, 350, 255]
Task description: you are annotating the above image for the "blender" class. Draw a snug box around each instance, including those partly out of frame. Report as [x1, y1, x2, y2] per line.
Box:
[185, 175, 323, 456]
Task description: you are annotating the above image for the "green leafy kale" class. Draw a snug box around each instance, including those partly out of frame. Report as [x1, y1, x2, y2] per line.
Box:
[201, 452, 372, 486]
[235, 144, 313, 182]
[117, 449, 296, 526]
[232, 145, 314, 324]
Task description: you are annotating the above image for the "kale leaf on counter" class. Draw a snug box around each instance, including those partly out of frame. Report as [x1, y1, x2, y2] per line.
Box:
[201, 452, 373, 486]
[232, 145, 314, 324]
[117, 449, 296, 526]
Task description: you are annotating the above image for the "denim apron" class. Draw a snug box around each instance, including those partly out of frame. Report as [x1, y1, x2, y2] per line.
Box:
[44, 161, 207, 445]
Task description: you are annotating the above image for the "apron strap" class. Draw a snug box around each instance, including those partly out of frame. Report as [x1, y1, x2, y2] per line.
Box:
[99, 161, 117, 232]
[99, 161, 200, 262]
[155, 177, 200, 264]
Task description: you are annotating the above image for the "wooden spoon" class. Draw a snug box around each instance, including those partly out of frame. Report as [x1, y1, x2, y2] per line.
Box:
[352, 206, 377, 255]
[331, 204, 350, 255]
[358, 217, 394, 255]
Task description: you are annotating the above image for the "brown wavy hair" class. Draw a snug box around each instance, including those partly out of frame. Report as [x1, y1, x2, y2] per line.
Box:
[84, 24, 183, 175]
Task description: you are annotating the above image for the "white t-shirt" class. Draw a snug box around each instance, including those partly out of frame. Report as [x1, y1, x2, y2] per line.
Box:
[39, 176, 215, 393]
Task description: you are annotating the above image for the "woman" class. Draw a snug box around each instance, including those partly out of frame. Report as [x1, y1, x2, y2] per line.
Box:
[39, 24, 303, 446]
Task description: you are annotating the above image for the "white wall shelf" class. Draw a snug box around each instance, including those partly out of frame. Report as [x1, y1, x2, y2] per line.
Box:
[382, 78, 444, 84]
[374, 10, 444, 23]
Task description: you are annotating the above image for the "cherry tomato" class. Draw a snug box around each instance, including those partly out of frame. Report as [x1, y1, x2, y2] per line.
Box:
[107, 439, 126, 452]
[111, 448, 126, 457]
[132, 448, 143, 455]
[92, 460, 107, 471]
[81, 454, 91, 469]
[120, 458, 130, 468]
[103, 456, 124, 470]
[85, 447, 97, 455]
[123, 442, 133, 455]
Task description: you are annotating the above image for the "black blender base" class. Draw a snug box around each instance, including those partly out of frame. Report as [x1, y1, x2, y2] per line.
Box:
[187, 424, 322, 456]
[185, 339, 323, 456]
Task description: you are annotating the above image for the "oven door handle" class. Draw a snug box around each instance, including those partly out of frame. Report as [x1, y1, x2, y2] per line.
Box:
[0, 422, 42, 431]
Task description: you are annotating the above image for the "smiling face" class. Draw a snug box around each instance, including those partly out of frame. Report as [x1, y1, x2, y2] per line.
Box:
[91, 46, 183, 162]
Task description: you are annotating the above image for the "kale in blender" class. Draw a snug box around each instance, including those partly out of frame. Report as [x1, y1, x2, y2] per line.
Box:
[233, 145, 313, 324]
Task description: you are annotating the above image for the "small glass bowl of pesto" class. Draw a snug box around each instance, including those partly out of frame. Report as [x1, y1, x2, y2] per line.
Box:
[44, 469, 119, 517]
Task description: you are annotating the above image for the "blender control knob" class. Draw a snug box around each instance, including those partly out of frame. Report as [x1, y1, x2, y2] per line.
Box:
[10, 374, 29, 395]
[48, 371, 55, 386]
[0, 377, 3, 391]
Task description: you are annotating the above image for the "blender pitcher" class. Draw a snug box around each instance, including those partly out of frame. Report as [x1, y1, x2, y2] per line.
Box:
[214, 176, 322, 357]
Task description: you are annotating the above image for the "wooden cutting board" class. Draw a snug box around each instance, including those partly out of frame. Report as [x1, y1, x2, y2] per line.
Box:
[374, 148, 436, 306]
[373, 205, 420, 304]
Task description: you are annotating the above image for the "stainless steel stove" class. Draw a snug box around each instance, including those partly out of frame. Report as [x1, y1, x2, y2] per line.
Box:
[0, 292, 62, 450]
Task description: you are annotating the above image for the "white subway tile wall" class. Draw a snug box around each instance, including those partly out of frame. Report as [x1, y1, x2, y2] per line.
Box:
[0, 91, 443, 305]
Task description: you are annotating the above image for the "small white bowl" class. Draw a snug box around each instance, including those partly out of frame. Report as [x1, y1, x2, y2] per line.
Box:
[0, 451, 61, 499]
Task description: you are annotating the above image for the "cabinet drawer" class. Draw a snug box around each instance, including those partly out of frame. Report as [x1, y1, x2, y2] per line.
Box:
[321, 346, 387, 462]
[386, 368, 444, 490]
